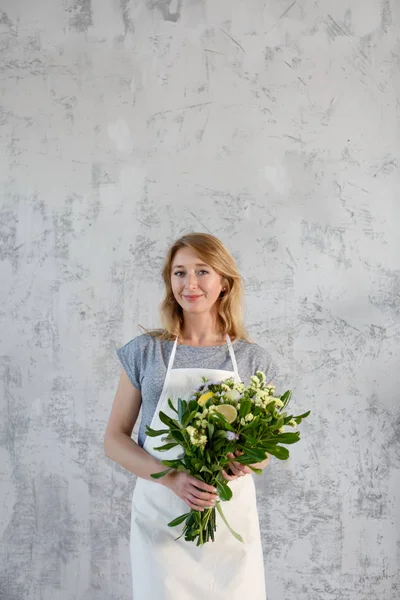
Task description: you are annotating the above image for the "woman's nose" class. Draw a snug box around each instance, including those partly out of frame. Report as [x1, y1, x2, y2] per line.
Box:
[187, 273, 198, 289]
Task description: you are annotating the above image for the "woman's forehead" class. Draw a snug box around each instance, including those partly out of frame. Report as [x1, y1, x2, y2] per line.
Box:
[172, 247, 210, 268]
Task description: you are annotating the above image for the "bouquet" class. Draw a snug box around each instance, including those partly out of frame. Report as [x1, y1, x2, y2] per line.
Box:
[146, 371, 310, 546]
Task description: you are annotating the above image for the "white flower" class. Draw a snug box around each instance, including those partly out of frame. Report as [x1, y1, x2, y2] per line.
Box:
[234, 382, 245, 393]
[254, 391, 265, 406]
[250, 375, 260, 387]
[240, 417, 246, 426]
[245, 413, 254, 422]
[226, 389, 241, 401]
[278, 426, 286, 433]
[288, 419, 297, 429]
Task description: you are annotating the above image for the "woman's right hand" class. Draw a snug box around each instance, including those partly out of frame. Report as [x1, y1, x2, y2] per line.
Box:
[162, 470, 218, 512]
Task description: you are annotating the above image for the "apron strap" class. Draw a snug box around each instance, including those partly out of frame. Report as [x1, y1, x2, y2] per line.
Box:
[167, 336, 179, 375]
[226, 333, 240, 380]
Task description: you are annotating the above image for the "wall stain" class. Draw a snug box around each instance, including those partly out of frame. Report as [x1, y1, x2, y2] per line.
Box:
[63, 0, 93, 32]
[149, 0, 183, 22]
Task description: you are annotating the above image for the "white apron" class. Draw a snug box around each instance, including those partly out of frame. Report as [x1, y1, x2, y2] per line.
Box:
[130, 335, 266, 600]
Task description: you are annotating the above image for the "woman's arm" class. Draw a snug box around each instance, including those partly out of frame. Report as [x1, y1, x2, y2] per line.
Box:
[104, 369, 166, 481]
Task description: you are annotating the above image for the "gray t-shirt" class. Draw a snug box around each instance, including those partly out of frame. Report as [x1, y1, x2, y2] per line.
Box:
[116, 334, 279, 447]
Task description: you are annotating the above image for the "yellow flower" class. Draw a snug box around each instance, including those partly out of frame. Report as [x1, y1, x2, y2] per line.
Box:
[197, 391, 214, 407]
[186, 425, 208, 448]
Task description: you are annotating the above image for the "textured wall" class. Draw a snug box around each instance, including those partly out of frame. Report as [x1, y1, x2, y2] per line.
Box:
[1, 1, 399, 599]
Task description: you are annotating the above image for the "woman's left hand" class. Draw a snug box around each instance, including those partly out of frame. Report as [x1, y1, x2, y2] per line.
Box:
[221, 450, 252, 481]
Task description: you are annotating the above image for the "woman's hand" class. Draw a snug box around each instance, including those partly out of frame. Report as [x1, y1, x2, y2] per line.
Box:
[162, 470, 218, 512]
[221, 450, 252, 481]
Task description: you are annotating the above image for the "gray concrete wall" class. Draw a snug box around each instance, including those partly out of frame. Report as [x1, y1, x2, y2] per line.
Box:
[1, 1, 399, 599]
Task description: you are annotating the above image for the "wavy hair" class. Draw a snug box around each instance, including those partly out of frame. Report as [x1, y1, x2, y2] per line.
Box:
[141, 233, 251, 342]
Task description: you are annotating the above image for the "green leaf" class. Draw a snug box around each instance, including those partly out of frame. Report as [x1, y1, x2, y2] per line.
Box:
[210, 412, 235, 431]
[248, 465, 263, 475]
[215, 502, 243, 543]
[216, 429, 229, 439]
[280, 390, 292, 408]
[167, 398, 178, 414]
[244, 416, 260, 430]
[216, 480, 233, 502]
[168, 512, 190, 527]
[161, 459, 184, 467]
[145, 427, 170, 437]
[159, 412, 175, 428]
[207, 423, 215, 439]
[239, 399, 253, 418]
[182, 409, 199, 428]
[200, 465, 213, 475]
[169, 429, 185, 443]
[178, 398, 187, 422]
[294, 410, 311, 422]
[150, 468, 172, 479]
[153, 442, 179, 452]
[266, 445, 289, 460]
[241, 433, 260, 445]
[234, 448, 267, 463]
[271, 432, 300, 444]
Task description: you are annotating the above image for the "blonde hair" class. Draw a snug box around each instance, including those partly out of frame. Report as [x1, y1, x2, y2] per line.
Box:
[141, 232, 251, 342]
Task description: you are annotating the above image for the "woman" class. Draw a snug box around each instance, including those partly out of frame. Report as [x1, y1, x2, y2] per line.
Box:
[104, 232, 278, 600]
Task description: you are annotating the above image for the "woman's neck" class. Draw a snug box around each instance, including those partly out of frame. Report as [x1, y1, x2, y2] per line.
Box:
[179, 312, 225, 346]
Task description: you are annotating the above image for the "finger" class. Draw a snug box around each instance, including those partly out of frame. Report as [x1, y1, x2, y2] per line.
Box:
[187, 500, 204, 512]
[187, 492, 215, 508]
[189, 486, 218, 502]
[228, 461, 245, 477]
[190, 477, 217, 494]
[221, 468, 238, 482]
[235, 462, 249, 475]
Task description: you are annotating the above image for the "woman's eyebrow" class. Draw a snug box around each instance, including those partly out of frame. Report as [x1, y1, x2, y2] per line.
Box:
[172, 263, 209, 269]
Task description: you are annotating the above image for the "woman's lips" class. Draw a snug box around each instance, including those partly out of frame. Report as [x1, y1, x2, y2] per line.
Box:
[183, 294, 203, 301]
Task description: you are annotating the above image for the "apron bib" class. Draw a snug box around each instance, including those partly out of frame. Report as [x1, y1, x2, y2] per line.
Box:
[130, 335, 267, 600]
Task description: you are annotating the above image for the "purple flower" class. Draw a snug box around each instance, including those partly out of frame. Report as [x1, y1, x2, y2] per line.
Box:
[225, 431, 236, 441]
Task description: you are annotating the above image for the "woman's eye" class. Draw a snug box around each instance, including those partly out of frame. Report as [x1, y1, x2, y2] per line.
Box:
[173, 270, 209, 276]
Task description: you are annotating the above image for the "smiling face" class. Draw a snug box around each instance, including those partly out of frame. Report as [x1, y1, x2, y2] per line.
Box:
[170, 247, 225, 315]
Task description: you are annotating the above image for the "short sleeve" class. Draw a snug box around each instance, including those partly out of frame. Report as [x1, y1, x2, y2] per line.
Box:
[116, 337, 142, 390]
[255, 344, 279, 385]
